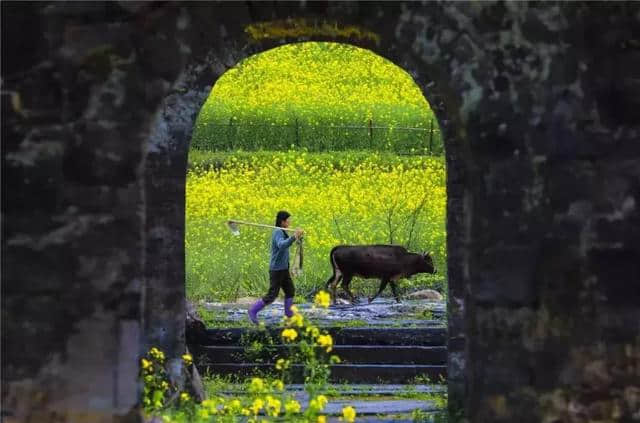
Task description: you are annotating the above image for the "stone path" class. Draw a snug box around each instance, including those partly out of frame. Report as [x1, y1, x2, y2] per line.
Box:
[199, 297, 446, 327]
[321, 398, 439, 416]
[220, 384, 446, 395]
[215, 384, 446, 421]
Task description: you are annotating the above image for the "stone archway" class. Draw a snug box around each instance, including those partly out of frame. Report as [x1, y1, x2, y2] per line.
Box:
[5, 3, 639, 422]
[144, 4, 473, 415]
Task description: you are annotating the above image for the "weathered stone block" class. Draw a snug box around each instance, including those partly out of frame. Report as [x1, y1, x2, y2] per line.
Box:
[471, 246, 539, 306]
[588, 247, 640, 306]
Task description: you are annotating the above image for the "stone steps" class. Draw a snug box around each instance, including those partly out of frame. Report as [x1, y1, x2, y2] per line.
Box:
[190, 326, 448, 384]
[200, 363, 446, 384]
[199, 326, 447, 346]
[218, 384, 446, 423]
[190, 323, 448, 418]
[193, 344, 447, 365]
[324, 414, 443, 423]
[218, 383, 446, 396]
[213, 385, 446, 420]
[317, 398, 441, 417]
[188, 301, 449, 418]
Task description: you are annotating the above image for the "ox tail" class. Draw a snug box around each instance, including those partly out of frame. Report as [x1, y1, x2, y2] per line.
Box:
[325, 246, 342, 289]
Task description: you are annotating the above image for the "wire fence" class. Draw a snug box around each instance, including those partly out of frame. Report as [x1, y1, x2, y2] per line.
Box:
[192, 118, 444, 155]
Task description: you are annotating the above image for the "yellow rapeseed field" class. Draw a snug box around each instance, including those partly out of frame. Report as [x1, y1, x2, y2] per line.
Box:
[191, 42, 443, 154]
[186, 150, 446, 302]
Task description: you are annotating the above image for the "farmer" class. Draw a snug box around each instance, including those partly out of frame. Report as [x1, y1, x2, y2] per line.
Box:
[248, 210, 304, 324]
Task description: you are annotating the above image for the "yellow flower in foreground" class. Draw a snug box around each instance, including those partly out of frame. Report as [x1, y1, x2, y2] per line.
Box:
[179, 392, 190, 402]
[341, 405, 357, 422]
[285, 399, 301, 414]
[265, 395, 281, 417]
[281, 328, 298, 342]
[249, 377, 264, 393]
[290, 305, 299, 314]
[316, 395, 328, 408]
[224, 398, 242, 414]
[251, 398, 264, 415]
[276, 358, 289, 370]
[314, 291, 331, 308]
[181, 353, 193, 366]
[202, 398, 217, 411]
[318, 334, 333, 352]
[310, 395, 328, 412]
[288, 313, 304, 328]
[150, 347, 165, 362]
[141, 358, 152, 370]
[306, 326, 320, 339]
[271, 379, 284, 391]
[317, 416, 327, 423]
[275, 358, 290, 370]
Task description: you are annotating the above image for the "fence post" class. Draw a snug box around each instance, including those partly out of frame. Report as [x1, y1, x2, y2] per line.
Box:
[429, 118, 434, 155]
[369, 119, 373, 149]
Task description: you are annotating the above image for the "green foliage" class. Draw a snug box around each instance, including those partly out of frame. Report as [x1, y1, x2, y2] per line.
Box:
[143, 295, 358, 422]
[196, 307, 255, 329]
[191, 42, 442, 153]
[140, 348, 195, 416]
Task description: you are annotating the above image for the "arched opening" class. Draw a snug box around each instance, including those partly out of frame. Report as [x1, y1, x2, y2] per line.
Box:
[143, 11, 470, 419]
[177, 41, 452, 417]
[186, 42, 446, 309]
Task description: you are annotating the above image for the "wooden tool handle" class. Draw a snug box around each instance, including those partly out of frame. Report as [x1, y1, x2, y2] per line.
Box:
[227, 219, 296, 232]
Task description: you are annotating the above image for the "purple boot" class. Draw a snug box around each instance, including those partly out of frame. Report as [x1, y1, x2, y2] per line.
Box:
[284, 297, 294, 318]
[248, 299, 266, 324]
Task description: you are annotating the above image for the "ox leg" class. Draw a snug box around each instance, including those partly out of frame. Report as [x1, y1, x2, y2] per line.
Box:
[368, 278, 389, 303]
[341, 274, 358, 304]
[331, 276, 342, 305]
[326, 275, 342, 305]
[325, 271, 342, 305]
[390, 281, 402, 303]
[325, 274, 335, 290]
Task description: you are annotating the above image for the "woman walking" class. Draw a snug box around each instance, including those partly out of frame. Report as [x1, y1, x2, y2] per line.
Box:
[248, 211, 304, 324]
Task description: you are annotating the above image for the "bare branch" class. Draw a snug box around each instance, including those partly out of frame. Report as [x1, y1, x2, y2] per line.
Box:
[406, 192, 428, 250]
[386, 204, 396, 244]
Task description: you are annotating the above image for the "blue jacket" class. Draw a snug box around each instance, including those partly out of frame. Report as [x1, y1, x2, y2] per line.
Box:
[270, 229, 296, 271]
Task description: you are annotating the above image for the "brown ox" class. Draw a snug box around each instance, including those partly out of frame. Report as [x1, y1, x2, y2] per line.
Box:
[324, 245, 436, 304]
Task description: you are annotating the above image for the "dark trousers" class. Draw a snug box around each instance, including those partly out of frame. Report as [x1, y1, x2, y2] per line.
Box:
[263, 269, 295, 304]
